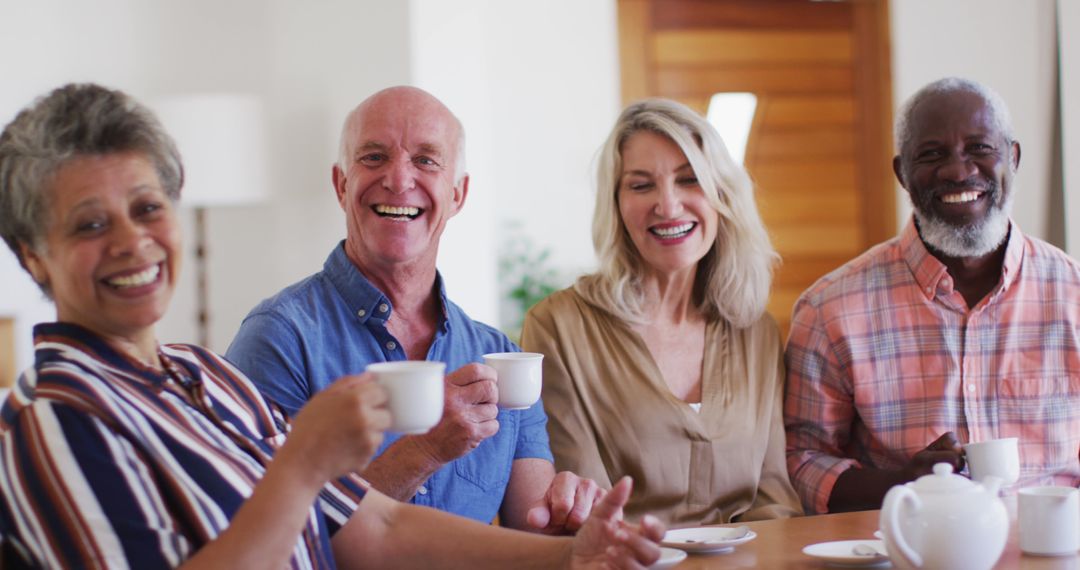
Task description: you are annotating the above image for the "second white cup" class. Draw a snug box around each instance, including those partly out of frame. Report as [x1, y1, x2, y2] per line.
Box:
[483, 352, 543, 410]
[366, 360, 445, 434]
[1018, 486, 1080, 556]
[964, 437, 1020, 485]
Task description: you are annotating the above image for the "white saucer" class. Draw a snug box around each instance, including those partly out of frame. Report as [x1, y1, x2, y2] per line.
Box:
[661, 526, 757, 553]
[802, 540, 891, 567]
[649, 546, 688, 569]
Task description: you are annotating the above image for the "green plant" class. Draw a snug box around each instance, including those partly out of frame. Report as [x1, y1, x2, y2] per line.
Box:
[498, 223, 563, 342]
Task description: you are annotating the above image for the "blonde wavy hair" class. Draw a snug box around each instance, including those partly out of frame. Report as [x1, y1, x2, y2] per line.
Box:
[574, 98, 777, 328]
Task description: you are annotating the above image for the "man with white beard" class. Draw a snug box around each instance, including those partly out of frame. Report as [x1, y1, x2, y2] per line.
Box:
[783, 77, 1080, 515]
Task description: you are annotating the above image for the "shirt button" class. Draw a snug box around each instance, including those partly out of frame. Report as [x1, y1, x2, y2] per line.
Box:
[968, 384, 976, 392]
[417, 485, 428, 495]
[387, 341, 397, 351]
[379, 303, 389, 313]
[357, 309, 366, 317]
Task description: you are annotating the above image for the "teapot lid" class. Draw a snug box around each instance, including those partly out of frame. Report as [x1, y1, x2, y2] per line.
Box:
[910, 463, 975, 492]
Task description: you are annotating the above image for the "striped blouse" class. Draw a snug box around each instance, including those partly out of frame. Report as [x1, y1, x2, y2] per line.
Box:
[0, 322, 367, 568]
[785, 220, 1080, 514]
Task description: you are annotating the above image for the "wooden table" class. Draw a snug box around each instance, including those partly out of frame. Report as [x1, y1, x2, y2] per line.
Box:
[673, 507, 1080, 569]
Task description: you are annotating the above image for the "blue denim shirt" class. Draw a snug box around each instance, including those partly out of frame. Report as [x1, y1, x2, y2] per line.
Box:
[226, 243, 553, 523]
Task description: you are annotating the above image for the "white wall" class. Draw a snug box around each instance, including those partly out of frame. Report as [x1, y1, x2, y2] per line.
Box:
[0, 0, 618, 372]
[409, 0, 620, 328]
[890, 0, 1060, 242]
[0, 0, 158, 372]
[0, 0, 413, 367]
[483, 1, 621, 279]
[193, 0, 413, 350]
[409, 0, 501, 325]
[1061, 0, 1080, 255]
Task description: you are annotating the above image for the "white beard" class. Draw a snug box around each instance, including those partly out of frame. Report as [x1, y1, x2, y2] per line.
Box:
[914, 191, 1013, 258]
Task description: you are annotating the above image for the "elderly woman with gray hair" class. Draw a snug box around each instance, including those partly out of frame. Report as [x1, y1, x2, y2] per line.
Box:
[521, 98, 802, 527]
[0, 83, 664, 568]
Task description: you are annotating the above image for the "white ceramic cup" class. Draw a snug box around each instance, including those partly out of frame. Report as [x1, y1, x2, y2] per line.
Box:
[964, 437, 1020, 485]
[366, 361, 445, 434]
[1018, 486, 1080, 556]
[483, 352, 543, 410]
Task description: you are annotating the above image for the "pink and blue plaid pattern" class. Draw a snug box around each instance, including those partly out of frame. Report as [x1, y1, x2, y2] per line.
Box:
[785, 219, 1080, 514]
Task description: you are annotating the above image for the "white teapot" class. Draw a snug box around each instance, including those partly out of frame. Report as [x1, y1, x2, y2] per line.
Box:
[880, 463, 1009, 570]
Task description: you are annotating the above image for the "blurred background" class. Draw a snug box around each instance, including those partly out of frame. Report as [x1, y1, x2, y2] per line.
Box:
[1, 0, 1077, 384]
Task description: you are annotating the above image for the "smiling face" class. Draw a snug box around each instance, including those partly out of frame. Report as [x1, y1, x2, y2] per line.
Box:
[617, 131, 718, 280]
[21, 152, 181, 342]
[894, 90, 1020, 258]
[332, 87, 468, 275]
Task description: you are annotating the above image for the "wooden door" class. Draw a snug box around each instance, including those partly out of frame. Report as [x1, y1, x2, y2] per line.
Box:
[618, 0, 895, 336]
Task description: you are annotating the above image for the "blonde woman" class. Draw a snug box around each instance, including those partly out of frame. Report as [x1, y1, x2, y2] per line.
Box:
[521, 99, 801, 527]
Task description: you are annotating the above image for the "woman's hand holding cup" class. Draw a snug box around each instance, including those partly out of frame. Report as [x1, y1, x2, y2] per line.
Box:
[284, 373, 392, 483]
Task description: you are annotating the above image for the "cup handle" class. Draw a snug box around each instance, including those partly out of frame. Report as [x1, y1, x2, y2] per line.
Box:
[882, 485, 924, 568]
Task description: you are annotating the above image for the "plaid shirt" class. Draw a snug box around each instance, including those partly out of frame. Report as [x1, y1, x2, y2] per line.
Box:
[785, 219, 1080, 514]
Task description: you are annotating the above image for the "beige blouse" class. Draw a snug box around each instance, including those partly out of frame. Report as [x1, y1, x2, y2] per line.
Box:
[520, 288, 802, 527]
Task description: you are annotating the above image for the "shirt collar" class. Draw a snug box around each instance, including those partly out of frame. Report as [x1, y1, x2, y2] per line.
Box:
[323, 241, 452, 329]
[998, 219, 1026, 292]
[901, 216, 1025, 301]
[32, 321, 170, 389]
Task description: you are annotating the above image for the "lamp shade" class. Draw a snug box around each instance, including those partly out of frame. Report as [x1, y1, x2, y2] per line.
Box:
[153, 93, 269, 207]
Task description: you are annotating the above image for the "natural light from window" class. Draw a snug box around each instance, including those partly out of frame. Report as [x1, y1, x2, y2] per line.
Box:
[705, 92, 757, 165]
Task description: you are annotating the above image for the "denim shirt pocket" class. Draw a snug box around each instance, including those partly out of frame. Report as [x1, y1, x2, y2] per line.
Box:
[454, 410, 516, 491]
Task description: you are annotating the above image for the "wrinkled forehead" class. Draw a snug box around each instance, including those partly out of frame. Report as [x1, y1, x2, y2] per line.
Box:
[908, 91, 1001, 143]
[345, 94, 462, 157]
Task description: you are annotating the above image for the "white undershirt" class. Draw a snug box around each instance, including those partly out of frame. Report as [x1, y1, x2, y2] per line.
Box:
[688, 402, 702, 413]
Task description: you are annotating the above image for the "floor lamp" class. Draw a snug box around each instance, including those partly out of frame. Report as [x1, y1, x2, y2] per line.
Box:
[154, 94, 268, 348]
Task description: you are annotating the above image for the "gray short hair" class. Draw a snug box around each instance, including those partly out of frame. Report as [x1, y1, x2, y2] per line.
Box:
[0, 83, 183, 277]
[895, 77, 1015, 154]
[574, 98, 778, 328]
